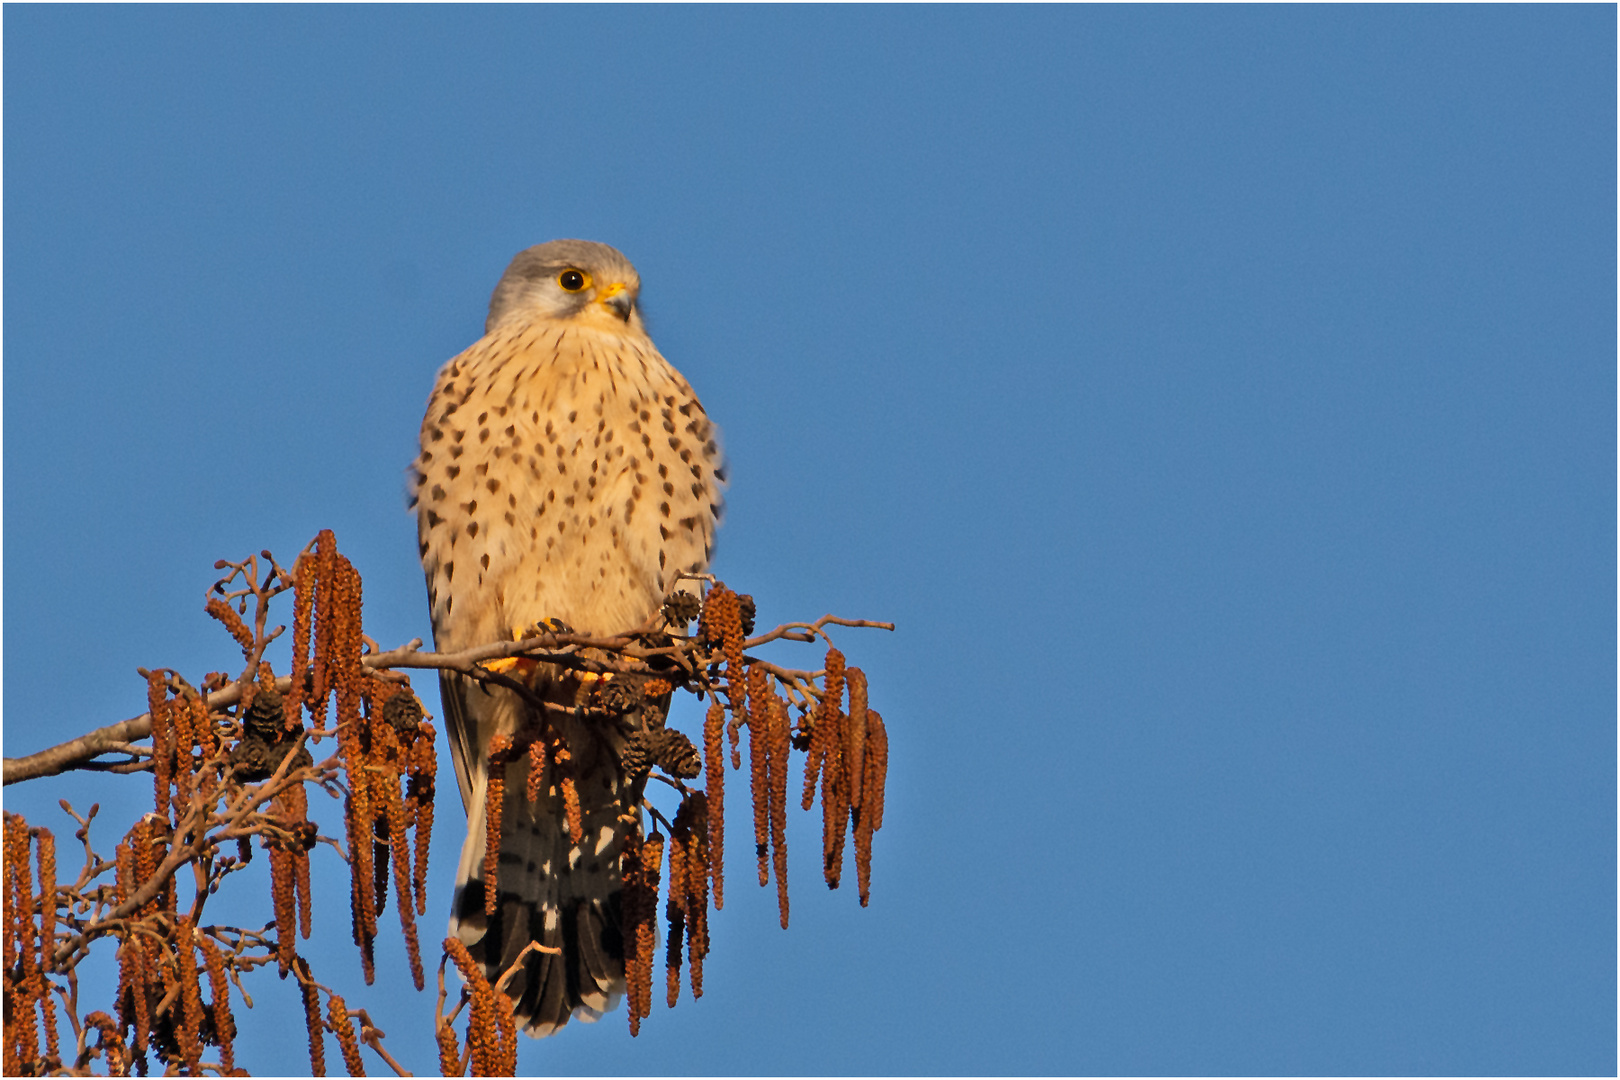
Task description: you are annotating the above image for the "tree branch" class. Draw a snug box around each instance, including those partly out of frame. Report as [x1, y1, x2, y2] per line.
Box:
[3, 615, 894, 787]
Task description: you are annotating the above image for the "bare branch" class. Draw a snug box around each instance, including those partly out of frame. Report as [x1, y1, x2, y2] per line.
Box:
[5, 613, 892, 786]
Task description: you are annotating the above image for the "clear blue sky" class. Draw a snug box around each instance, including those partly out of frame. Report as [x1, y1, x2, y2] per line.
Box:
[4, 6, 1613, 1075]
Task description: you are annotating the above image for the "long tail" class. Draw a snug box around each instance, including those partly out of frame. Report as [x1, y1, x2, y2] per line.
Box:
[447, 686, 637, 1037]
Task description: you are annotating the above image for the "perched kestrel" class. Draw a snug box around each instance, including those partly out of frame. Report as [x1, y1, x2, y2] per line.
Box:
[409, 240, 723, 1036]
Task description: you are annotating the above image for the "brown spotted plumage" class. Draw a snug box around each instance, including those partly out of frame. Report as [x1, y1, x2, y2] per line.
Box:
[409, 240, 723, 1037]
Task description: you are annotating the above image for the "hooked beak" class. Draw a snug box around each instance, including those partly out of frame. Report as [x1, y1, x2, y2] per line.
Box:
[598, 281, 633, 322]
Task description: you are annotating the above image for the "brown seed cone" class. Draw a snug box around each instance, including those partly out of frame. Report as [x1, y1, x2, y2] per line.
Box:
[326, 994, 365, 1077]
[204, 596, 256, 659]
[197, 933, 236, 1074]
[176, 916, 205, 1076]
[702, 699, 726, 909]
[649, 728, 701, 780]
[297, 959, 327, 1076]
[483, 735, 512, 918]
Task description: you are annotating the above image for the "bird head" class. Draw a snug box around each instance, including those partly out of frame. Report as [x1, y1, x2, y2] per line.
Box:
[485, 239, 644, 335]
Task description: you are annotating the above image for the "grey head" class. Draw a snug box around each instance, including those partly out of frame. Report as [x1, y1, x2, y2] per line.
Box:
[485, 239, 644, 335]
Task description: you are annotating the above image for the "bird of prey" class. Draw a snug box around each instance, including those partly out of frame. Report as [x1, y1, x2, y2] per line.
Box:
[409, 240, 723, 1036]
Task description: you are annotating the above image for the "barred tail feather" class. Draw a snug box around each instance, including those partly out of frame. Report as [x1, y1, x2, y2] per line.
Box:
[448, 718, 634, 1037]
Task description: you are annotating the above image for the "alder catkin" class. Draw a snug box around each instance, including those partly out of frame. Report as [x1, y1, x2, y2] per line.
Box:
[197, 933, 236, 1074]
[310, 531, 337, 726]
[865, 708, 888, 834]
[410, 726, 437, 916]
[270, 843, 298, 977]
[5, 816, 39, 1071]
[34, 828, 58, 1060]
[494, 984, 518, 1076]
[702, 698, 726, 909]
[444, 937, 497, 1077]
[857, 709, 889, 906]
[326, 993, 366, 1077]
[282, 782, 314, 941]
[383, 761, 425, 991]
[147, 671, 173, 820]
[620, 831, 663, 1035]
[638, 834, 664, 1022]
[817, 649, 850, 890]
[844, 667, 868, 811]
[298, 960, 327, 1076]
[436, 1020, 462, 1078]
[288, 553, 314, 731]
[664, 837, 687, 1008]
[551, 734, 584, 845]
[746, 665, 771, 886]
[176, 916, 205, 1075]
[204, 596, 256, 659]
[525, 738, 548, 804]
[766, 696, 792, 928]
[684, 812, 710, 1000]
[483, 735, 512, 918]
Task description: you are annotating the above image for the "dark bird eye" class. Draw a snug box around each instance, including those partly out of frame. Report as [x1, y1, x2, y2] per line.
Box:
[559, 270, 586, 292]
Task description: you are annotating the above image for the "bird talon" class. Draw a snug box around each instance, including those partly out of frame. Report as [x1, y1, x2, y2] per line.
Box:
[483, 657, 538, 677]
